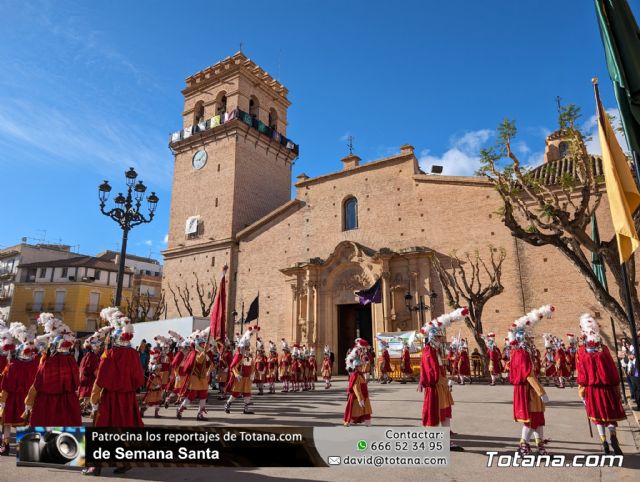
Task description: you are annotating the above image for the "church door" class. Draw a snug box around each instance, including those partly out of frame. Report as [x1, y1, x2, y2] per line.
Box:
[336, 303, 372, 374]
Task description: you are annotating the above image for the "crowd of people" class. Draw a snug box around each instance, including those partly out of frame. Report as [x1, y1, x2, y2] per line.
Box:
[0, 302, 633, 469]
[344, 304, 628, 456]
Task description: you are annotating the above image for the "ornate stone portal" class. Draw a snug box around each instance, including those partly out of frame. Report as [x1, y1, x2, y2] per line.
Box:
[281, 241, 435, 366]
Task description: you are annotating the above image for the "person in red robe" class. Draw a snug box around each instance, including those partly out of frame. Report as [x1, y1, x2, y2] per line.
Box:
[555, 341, 570, 388]
[90, 309, 144, 427]
[418, 308, 468, 451]
[78, 334, 102, 415]
[378, 340, 392, 384]
[165, 336, 188, 407]
[399, 342, 412, 384]
[321, 344, 333, 389]
[485, 333, 503, 386]
[308, 348, 318, 391]
[0, 323, 38, 456]
[457, 341, 471, 385]
[82, 308, 145, 476]
[577, 314, 626, 455]
[216, 339, 233, 399]
[291, 345, 302, 392]
[254, 338, 267, 395]
[177, 330, 213, 421]
[279, 339, 292, 392]
[344, 339, 372, 426]
[24, 315, 81, 427]
[141, 349, 164, 418]
[224, 326, 257, 414]
[565, 333, 577, 381]
[266, 341, 279, 394]
[509, 304, 554, 455]
[542, 334, 557, 386]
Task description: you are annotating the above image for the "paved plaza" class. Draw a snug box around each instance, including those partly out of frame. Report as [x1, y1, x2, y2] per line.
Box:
[1, 377, 639, 481]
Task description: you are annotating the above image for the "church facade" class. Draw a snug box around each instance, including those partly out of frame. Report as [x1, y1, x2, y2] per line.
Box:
[162, 52, 625, 368]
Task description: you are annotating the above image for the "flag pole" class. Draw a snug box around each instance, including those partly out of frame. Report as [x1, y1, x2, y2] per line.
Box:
[594, 77, 640, 381]
[619, 262, 640, 379]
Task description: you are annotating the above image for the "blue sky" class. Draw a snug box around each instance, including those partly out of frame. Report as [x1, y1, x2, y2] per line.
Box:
[0, 0, 637, 258]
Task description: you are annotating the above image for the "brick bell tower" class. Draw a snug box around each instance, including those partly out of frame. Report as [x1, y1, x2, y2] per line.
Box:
[162, 52, 298, 322]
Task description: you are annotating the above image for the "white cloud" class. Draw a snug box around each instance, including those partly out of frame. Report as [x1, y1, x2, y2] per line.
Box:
[163, 234, 169, 244]
[515, 140, 531, 156]
[144, 240, 153, 247]
[0, 97, 172, 187]
[419, 129, 493, 176]
[582, 107, 628, 156]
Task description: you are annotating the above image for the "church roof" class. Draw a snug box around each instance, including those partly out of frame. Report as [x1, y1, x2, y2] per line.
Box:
[527, 155, 604, 185]
[183, 51, 289, 100]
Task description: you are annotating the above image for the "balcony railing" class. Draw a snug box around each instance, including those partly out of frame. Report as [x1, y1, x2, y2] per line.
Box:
[26, 303, 44, 312]
[47, 303, 65, 312]
[0, 269, 16, 280]
[86, 304, 104, 314]
[169, 108, 299, 155]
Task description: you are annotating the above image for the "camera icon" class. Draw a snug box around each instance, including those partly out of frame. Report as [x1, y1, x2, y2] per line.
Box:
[19, 431, 80, 464]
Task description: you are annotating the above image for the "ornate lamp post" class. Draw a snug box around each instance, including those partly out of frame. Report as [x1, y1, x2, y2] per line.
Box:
[404, 290, 437, 328]
[98, 167, 159, 307]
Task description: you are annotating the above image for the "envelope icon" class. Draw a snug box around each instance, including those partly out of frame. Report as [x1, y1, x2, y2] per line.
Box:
[328, 456, 341, 465]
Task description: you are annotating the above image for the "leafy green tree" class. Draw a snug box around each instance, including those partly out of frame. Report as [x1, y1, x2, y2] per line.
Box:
[476, 103, 638, 330]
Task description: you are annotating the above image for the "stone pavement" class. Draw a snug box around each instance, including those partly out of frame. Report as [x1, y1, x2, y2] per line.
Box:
[1, 377, 638, 481]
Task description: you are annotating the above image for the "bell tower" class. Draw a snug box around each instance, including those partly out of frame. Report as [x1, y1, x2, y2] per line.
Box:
[162, 52, 298, 319]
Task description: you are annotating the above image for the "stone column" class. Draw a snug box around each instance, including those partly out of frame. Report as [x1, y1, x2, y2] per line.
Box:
[381, 270, 391, 333]
[312, 282, 319, 345]
[410, 269, 419, 331]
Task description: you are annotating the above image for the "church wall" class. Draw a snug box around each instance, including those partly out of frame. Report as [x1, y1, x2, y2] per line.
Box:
[232, 135, 293, 234]
[235, 158, 637, 354]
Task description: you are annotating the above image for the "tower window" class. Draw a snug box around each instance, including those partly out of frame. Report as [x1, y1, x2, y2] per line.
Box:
[343, 197, 358, 231]
[194, 101, 205, 126]
[268, 108, 278, 131]
[559, 141, 569, 158]
[249, 96, 259, 119]
[216, 93, 227, 117]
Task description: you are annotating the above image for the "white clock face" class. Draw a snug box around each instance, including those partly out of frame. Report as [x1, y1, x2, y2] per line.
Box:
[192, 150, 208, 170]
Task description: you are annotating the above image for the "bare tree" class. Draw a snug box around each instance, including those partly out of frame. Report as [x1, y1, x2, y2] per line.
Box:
[167, 283, 183, 318]
[167, 273, 217, 318]
[193, 272, 217, 317]
[432, 247, 506, 364]
[476, 103, 639, 330]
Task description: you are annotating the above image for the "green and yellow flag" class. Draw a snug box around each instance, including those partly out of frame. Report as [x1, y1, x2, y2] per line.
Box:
[595, 80, 640, 263]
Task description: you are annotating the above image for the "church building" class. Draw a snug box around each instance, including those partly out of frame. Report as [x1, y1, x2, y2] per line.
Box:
[162, 52, 625, 369]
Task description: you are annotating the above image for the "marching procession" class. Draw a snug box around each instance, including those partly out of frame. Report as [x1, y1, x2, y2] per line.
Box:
[0, 297, 629, 468]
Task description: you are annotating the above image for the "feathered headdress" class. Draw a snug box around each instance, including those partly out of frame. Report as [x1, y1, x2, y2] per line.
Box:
[345, 347, 362, 371]
[0, 320, 13, 354]
[420, 307, 469, 343]
[509, 304, 555, 345]
[100, 306, 133, 346]
[10, 322, 36, 360]
[168, 330, 184, 345]
[256, 336, 264, 352]
[268, 340, 277, 353]
[281, 338, 290, 352]
[324, 344, 331, 355]
[579, 313, 601, 348]
[237, 326, 258, 350]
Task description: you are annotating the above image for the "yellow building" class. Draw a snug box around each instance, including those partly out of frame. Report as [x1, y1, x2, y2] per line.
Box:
[11, 256, 133, 334]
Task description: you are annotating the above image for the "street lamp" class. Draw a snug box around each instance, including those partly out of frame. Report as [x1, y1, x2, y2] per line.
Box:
[98, 168, 159, 307]
[404, 290, 437, 328]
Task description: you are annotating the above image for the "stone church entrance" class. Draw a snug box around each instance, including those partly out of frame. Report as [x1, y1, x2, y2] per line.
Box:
[337, 303, 372, 374]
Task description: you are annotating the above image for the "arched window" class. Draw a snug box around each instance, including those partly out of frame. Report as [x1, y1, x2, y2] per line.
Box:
[559, 141, 569, 158]
[194, 101, 205, 125]
[343, 197, 358, 231]
[268, 108, 278, 131]
[249, 96, 259, 119]
[216, 93, 227, 117]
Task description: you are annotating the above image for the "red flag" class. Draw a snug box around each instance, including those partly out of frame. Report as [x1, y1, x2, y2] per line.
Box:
[209, 267, 228, 341]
